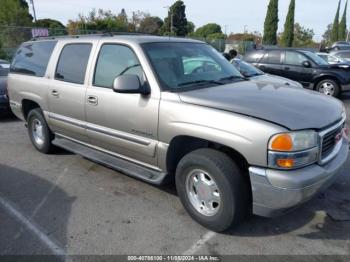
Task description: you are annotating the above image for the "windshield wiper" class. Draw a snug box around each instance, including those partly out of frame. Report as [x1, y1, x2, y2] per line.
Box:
[178, 79, 225, 87]
[219, 75, 247, 81]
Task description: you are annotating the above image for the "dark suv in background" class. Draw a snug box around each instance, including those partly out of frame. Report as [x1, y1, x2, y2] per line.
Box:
[244, 48, 350, 97]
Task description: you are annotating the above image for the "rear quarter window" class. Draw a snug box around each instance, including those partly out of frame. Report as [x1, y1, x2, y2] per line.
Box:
[10, 41, 57, 77]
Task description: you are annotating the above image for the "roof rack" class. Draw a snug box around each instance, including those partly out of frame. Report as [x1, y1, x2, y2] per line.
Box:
[30, 31, 151, 41]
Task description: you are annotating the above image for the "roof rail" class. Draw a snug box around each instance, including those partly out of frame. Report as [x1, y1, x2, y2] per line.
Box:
[30, 31, 151, 41]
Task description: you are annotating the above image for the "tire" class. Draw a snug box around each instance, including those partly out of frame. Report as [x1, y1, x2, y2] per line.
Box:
[27, 108, 55, 154]
[175, 148, 249, 232]
[316, 79, 340, 97]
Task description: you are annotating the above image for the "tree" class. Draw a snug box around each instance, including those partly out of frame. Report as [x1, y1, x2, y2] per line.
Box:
[293, 23, 315, 47]
[139, 16, 163, 34]
[323, 23, 333, 44]
[263, 0, 279, 45]
[332, 0, 341, 42]
[162, 0, 188, 36]
[339, 0, 348, 40]
[193, 23, 222, 37]
[186, 21, 195, 34]
[281, 0, 295, 47]
[35, 18, 66, 35]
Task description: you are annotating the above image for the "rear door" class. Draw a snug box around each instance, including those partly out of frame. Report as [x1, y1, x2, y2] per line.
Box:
[256, 50, 283, 76]
[47, 41, 95, 142]
[283, 51, 314, 86]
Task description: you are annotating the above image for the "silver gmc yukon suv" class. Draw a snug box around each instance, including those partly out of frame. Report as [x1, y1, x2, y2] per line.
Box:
[8, 35, 349, 232]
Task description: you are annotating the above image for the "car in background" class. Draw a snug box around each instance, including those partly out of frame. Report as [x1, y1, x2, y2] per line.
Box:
[330, 50, 350, 62]
[317, 52, 349, 64]
[326, 41, 350, 52]
[231, 58, 303, 88]
[0, 59, 10, 114]
[244, 48, 350, 97]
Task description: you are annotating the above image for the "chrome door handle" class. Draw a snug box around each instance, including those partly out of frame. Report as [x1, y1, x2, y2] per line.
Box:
[87, 95, 98, 105]
[51, 89, 60, 97]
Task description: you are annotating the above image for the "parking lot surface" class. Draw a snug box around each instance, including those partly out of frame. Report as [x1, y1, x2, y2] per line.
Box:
[1, 94, 350, 257]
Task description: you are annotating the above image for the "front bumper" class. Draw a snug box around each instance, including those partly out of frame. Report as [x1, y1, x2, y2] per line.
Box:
[0, 94, 9, 112]
[249, 138, 349, 217]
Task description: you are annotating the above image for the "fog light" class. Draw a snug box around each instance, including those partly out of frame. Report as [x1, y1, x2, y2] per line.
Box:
[276, 159, 295, 168]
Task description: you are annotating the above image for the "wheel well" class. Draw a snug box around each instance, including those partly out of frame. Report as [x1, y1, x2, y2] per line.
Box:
[22, 100, 40, 120]
[166, 136, 249, 177]
[313, 76, 341, 91]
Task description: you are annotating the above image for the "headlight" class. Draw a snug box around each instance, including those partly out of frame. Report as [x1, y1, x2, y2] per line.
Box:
[268, 131, 319, 169]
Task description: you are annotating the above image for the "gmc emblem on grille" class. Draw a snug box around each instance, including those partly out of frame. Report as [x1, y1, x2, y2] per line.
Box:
[335, 132, 343, 144]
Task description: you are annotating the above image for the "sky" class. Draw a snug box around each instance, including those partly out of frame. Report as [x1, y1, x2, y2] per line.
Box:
[28, 0, 345, 41]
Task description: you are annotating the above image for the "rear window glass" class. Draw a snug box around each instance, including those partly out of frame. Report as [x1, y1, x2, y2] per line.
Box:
[55, 44, 92, 84]
[10, 41, 57, 77]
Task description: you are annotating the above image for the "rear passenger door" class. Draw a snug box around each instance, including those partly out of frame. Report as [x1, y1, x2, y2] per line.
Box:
[85, 43, 160, 166]
[48, 42, 94, 142]
[256, 50, 283, 76]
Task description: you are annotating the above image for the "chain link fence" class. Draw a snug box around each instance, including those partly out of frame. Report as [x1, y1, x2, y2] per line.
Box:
[0, 26, 254, 60]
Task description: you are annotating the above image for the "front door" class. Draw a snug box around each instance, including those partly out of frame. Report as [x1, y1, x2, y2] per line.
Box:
[85, 43, 160, 166]
[283, 51, 313, 87]
[48, 42, 93, 142]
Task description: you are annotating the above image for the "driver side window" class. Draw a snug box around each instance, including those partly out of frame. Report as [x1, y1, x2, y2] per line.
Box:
[285, 51, 307, 66]
[94, 44, 145, 88]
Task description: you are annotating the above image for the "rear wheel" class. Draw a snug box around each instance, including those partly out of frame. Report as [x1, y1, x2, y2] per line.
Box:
[27, 108, 55, 154]
[175, 148, 249, 232]
[316, 79, 340, 97]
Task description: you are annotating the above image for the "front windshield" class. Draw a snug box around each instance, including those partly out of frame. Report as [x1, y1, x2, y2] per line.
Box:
[303, 51, 329, 65]
[232, 60, 264, 77]
[142, 42, 244, 91]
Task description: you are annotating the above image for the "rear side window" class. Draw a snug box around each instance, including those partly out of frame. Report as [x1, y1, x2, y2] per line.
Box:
[10, 41, 57, 77]
[55, 44, 92, 84]
[260, 50, 282, 64]
[244, 51, 265, 63]
[94, 44, 144, 88]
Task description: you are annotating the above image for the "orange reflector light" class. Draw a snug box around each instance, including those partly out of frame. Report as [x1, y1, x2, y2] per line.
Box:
[270, 134, 293, 151]
[276, 159, 295, 168]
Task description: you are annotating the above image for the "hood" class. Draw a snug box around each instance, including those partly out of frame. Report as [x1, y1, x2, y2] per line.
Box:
[179, 81, 343, 130]
[250, 74, 302, 88]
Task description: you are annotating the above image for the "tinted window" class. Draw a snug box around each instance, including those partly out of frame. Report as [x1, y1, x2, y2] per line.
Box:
[10, 41, 57, 77]
[260, 50, 282, 64]
[244, 51, 265, 63]
[285, 51, 308, 66]
[55, 44, 92, 84]
[94, 44, 144, 88]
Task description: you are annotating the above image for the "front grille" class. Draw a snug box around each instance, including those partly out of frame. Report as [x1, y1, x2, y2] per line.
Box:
[321, 124, 344, 159]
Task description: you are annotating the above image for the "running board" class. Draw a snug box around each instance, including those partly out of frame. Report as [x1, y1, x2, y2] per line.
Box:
[52, 137, 167, 185]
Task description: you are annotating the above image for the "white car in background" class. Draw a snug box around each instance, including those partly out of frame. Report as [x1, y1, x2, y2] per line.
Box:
[317, 52, 349, 64]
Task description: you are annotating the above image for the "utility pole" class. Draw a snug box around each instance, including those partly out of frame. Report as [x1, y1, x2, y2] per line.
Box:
[29, 0, 37, 23]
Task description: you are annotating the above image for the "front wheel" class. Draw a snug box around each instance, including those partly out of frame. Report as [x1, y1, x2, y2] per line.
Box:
[316, 79, 340, 97]
[27, 108, 55, 154]
[175, 149, 249, 232]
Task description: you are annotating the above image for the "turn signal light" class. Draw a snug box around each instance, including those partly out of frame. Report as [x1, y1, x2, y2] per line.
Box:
[270, 134, 293, 151]
[276, 159, 295, 168]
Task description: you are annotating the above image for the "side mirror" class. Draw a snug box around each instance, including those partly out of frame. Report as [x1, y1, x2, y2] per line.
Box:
[302, 60, 311, 68]
[112, 75, 150, 95]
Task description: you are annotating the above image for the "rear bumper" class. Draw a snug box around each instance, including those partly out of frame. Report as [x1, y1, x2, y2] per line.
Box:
[249, 138, 348, 217]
